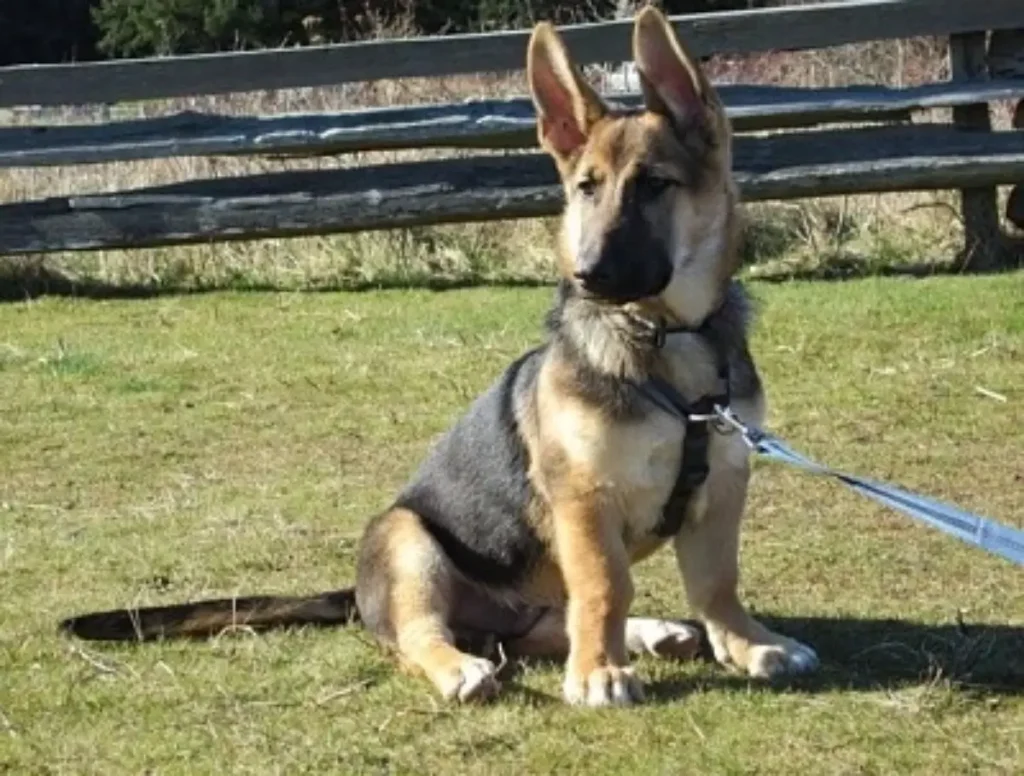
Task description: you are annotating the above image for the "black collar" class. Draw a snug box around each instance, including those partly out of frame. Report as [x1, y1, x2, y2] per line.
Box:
[622, 298, 735, 537]
[626, 303, 722, 351]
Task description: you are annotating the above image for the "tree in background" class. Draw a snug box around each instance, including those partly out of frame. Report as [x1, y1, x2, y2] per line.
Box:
[92, 0, 280, 57]
[5, 0, 772, 63]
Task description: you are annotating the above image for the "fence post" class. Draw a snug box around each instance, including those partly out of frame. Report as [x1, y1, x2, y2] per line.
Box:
[989, 29, 1024, 234]
[1010, 101, 1024, 232]
[948, 32, 1006, 271]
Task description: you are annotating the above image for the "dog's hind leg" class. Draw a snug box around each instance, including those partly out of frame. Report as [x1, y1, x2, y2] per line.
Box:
[355, 508, 501, 703]
[507, 609, 701, 662]
[625, 617, 702, 660]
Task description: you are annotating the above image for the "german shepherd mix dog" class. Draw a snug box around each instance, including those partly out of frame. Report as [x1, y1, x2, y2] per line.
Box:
[61, 8, 818, 707]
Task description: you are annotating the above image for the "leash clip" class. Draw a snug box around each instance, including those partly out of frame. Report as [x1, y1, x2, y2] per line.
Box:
[686, 411, 718, 423]
[708, 404, 764, 449]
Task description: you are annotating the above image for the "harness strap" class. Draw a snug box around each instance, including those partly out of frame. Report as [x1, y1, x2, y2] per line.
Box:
[656, 400, 711, 538]
[627, 309, 732, 538]
[633, 373, 729, 538]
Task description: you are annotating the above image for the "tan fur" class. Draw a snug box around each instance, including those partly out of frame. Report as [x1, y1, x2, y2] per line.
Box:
[552, 498, 633, 687]
[537, 358, 684, 545]
[383, 509, 455, 666]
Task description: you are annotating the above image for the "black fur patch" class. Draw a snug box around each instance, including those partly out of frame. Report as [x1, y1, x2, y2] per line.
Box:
[700, 281, 762, 403]
[394, 349, 546, 588]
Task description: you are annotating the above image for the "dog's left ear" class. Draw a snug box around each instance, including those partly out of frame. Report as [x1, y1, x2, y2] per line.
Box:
[527, 21, 607, 160]
[632, 7, 711, 128]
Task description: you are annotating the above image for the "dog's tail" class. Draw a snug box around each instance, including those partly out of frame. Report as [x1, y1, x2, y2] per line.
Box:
[59, 588, 359, 642]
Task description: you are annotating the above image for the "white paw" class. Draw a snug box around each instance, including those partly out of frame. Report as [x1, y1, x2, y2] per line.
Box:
[625, 618, 702, 661]
[563, 666, 645, 707]
[440, 657, 501, 703]
[747, 639, 819, 679]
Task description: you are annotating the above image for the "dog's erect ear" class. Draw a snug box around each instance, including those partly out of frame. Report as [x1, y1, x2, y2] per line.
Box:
[527, 22, 607, 159]
[633, 7, 710, 127]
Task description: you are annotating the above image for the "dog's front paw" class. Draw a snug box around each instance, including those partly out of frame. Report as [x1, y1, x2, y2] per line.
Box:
[437, 656, 501, 703]
[706, 623, 819, 679]
[563, 665, 644, 707]
[745, 638, 819, 679]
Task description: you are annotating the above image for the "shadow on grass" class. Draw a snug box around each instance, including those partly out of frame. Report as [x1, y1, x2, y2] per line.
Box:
[0, 262, 555, 303]
[486, 614, 1024, 704]
[750, 257, 954, 282]
[59, 611, 1022, 705]
[749, 239, 1024, 283]
[5, 240, 1024, 303]
[639, 614, 1024, 702]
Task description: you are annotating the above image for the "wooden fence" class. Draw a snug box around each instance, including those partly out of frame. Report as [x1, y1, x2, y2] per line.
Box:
[1, 0, 1023, 270]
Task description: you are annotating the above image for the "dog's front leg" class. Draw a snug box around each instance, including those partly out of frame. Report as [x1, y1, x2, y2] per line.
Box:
[674, 457, 819, 679]
[552, 501, 643, 706]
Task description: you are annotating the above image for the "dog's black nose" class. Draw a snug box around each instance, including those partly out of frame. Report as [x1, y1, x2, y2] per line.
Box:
[574, 267, 605, 284]
[574, 264, 615, 293]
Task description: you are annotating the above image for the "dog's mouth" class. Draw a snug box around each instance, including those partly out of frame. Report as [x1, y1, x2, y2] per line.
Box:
[573, 265, 672, 306]
[576, 287, 655, 305]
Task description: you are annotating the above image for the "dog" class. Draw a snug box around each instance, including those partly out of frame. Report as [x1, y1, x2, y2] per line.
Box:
[60, 7, 818, 707]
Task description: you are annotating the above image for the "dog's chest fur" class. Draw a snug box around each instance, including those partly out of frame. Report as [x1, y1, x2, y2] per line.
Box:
[550, 398, 684, 541]
[538, 330, 757, 551]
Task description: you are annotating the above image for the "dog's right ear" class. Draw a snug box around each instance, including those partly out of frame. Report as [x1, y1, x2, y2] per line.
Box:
[527, 22, 606, 160]
[633, 6, 712, 130]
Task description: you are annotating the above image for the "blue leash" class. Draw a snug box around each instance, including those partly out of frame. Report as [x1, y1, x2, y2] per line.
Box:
[710, 406, 1024, 568]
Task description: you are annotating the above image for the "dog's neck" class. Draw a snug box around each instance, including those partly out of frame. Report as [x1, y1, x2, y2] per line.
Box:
[545, 279, 742, 384]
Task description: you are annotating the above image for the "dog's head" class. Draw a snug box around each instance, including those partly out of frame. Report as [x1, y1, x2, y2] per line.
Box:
[528, 7, 739, 326]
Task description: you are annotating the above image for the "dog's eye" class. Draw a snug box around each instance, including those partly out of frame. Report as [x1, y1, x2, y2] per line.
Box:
[637, 174, 676, 197]
[576, 176, 598, 197]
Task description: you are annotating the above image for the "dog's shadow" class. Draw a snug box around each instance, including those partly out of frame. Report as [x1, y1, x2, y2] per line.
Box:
[500, 614, 1024, 704]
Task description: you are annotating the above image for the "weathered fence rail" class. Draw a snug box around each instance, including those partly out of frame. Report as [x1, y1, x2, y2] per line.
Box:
[1, 0, 1023, 270]
[1, 0, 1020, 108]
[6, 126, 1022, 256]
[5, 80, 1024, 168]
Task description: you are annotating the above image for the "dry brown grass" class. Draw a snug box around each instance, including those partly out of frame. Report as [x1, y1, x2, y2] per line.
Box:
[1, 32, 1015, 294]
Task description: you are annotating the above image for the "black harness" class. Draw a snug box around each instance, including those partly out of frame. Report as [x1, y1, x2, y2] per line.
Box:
[629, 318, 731, 538]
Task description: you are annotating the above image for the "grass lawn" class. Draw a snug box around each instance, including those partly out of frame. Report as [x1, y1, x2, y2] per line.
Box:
[1, 273, 1022, 774]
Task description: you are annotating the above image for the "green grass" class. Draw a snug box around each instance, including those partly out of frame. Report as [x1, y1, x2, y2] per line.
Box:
[1, 275, 1022, 774]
